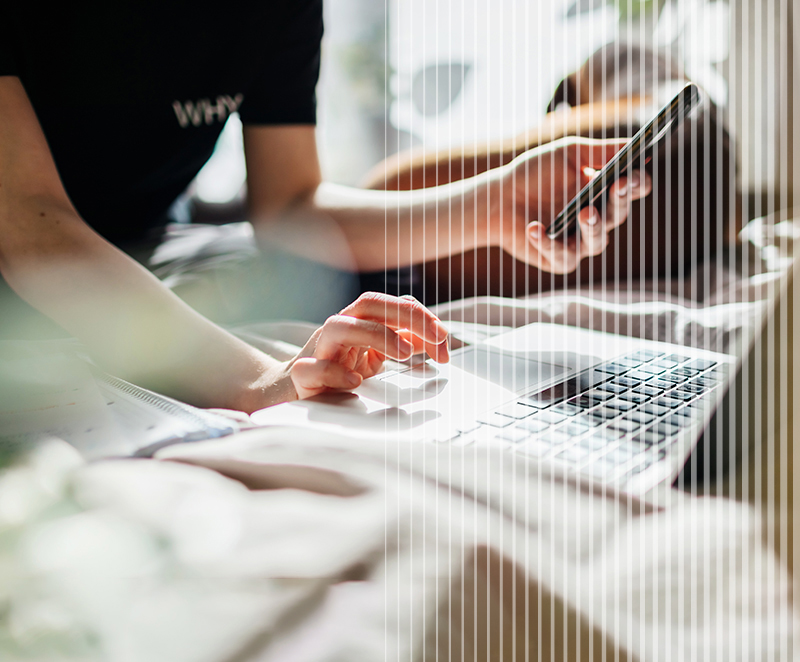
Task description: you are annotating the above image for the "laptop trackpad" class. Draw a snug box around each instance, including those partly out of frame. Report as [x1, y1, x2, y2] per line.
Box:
[450, 346, 570, 395]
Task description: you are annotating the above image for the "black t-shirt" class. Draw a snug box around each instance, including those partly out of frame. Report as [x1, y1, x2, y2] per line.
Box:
[0, 1, 323, 243]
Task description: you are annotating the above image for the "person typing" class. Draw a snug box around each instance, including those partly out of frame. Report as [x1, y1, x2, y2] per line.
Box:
[0, 0, 650, 412]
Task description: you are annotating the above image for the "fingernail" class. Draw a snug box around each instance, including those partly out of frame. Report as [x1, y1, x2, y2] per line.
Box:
[399, 339, 414, 357]
[630, 171, 641, 188]
[346, 372, 361, 386]
[617, 183, 628, 197]
[440, 336, 451, 362]
[586, 208, 600, 226]
[433, 319, 449, 343]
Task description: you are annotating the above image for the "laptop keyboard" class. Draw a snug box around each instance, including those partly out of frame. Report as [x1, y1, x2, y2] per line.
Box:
[442, 350, 726, 485]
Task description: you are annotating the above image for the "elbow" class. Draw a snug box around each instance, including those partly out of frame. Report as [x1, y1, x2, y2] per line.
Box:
[0, 197, 92, 289]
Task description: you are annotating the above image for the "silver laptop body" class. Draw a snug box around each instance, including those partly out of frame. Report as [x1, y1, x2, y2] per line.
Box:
[252, 321, 740, 495]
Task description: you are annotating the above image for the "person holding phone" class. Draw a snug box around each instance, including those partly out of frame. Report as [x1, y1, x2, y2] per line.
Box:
[546, 84, 699, 241]
[0, 0, 651, 413]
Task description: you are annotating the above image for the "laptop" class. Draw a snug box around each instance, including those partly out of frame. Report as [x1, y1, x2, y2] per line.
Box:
[250, 326, 739, 496]
[250, 231, 791, 495]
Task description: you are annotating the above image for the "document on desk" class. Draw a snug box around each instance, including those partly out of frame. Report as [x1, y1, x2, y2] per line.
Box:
[0, 341, 127, 458]
[0, 341, 238, 460]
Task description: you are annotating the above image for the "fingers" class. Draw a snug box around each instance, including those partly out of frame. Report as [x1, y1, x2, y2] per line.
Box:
[317, 314, 415, 362]
[398, 329, 450, 364]
[605, 177, 630, 231]
[339, 292, 448, 345]
[575, 206, 607, 257]
[291, 293, 452, 400]
[291, 357, 362, 399]
[536, 168, 651, 268]
[527, 221, 580, 275]
[628, 169, 652, 199]
[316, 300, 450, 364]
[604, 169, 651, 231]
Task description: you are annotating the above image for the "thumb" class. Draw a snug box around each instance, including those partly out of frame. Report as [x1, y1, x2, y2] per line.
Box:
[526, 221, 546, 242]
[290, 358, 362, 399]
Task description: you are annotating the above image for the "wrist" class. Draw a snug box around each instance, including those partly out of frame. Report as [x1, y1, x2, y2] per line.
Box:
[476, 165, 511, 249]
[248, 360, 298, 412]
[227, 358, 297, 415]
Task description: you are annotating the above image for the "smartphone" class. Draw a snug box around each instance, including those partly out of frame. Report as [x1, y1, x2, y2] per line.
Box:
[547, 82, 701, 239]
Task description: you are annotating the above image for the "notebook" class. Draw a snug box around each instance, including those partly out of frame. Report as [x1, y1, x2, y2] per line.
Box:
[0, 341, 237, 460]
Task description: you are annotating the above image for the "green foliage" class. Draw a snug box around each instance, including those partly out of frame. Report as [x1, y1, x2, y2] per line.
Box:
[611, 0, 661, 20]
[328, 24, 389, 115]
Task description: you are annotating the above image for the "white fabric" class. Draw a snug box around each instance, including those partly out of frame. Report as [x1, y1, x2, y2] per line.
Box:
[156, 429, 795, 661]
[430, 218, 797, 354]
[227, 219, 798, 365]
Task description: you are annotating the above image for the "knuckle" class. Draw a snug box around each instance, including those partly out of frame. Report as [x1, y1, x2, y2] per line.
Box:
[322, 315, 342, 332]
[557, 251, 577, 273]
[340, 292, 382, 315]
[357, 291, 385, 307]
[400, 292, 421, 307]
[365, 319, 389, 337]
[608, 200, 624, 219]
[402, 299, 425, 319]
[397, 295, 424, 319]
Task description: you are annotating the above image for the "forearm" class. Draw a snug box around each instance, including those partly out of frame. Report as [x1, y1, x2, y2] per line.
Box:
[245, 123, 500, 271]
[0, 202, 290, 412]
[360, 100, 638, 192]
[311, 168, 505, 271]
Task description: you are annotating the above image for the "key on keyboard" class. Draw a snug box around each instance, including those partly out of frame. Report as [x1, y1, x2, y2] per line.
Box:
[469, 351, 728, 487]
[497, 402, 538, 419]
[517, 418, 550, 433]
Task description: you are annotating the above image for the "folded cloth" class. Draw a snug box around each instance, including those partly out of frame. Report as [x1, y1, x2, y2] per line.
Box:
[428, 218, 798, 355]
[2, 437, 390, 662]
[153, 428, 795, 661]
[2, 426, 792, 661]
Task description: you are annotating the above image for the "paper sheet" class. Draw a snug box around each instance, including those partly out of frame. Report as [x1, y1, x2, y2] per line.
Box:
[0, 342, 133, 457]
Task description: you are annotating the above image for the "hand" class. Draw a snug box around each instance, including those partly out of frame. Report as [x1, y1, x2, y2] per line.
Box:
[494, 137, 652, 274]
[287, 292, 450, 400]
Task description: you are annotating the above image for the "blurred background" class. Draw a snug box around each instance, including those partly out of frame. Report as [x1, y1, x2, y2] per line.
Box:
[185, 0, 798, 307]
[194, 0, 797, 215]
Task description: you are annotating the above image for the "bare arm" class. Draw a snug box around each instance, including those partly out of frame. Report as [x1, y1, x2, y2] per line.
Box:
[243, 124, 650, 274]
[0, 76, 286, 413]
[243, 125, 500, 272]
[359, 99, 649, 191]
[0, 79, 449, 412]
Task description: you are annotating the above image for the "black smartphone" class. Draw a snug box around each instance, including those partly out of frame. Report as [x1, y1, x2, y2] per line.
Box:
[547, 82, 701, 239]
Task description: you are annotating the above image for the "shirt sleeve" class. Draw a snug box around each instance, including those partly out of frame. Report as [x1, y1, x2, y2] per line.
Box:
[238, 0, 323, 126]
